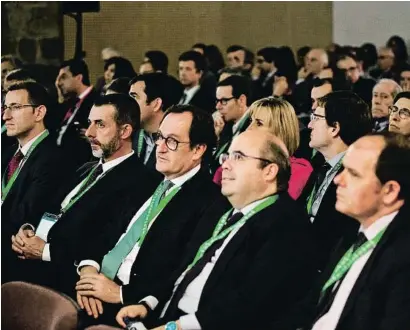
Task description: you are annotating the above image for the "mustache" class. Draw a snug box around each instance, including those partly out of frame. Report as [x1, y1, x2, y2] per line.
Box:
[88, 138, 101, 146]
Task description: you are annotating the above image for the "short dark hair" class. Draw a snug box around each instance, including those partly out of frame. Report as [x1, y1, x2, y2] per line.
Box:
[129, 73, 184, 110]
[104, 57, 136, 79]
[337, 53, 358, 64]
[192, 43, 207, 52]
[93, 94, 141, 134]
[394, 91, 410, 104]
[5, 68, 36, 83]
[7, 81, 50, 110]
[217, 75, 251, 104]
[317, 91, 373, 146]
[313, 77, 333, 88]
[105, 77, 131, 95]
[244, 49, 255, 67]
[371, 132, 410, 200]
[178, 51, 207, 73]
[260, 139, 291, 192]
[257, 47, 278, 64]
[226, 45, 245, 54]
[144, 50, 169, 74]
[161, 104, 217, 162]
[60, 59, 90, 86]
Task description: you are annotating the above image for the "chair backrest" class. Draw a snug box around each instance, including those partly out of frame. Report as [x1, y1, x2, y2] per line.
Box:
[85, 326, 121, 330]
[1, 281, 80, 330]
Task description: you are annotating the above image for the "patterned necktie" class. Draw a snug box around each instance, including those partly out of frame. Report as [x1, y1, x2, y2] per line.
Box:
[6, 150, 24, 183]
[74, 164, 103, 198]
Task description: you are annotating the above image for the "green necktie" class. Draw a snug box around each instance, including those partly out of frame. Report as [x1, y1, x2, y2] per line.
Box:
[101, 180, 174, 279]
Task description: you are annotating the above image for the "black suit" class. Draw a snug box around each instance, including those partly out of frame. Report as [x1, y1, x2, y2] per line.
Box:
[188, 87, 216, 114]
[56, 89, 98, 168]
[157, 193, 319, 330]
[306, 203, 410, 330]
[298, 164, 359, 270]
[22, 153, 161, 292]
[1, 134, 77, 283]
[253, 72, 277, 100]
[81, 169, 229, 326]
[131, 130, 158, 174]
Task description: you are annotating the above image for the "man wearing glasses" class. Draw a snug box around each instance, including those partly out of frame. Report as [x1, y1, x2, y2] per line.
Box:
[211, 75, 251, 174]
[389, 91, 410, 137]
[299, 91, 373, 270]
[113, 129, 318, 330]
[74, 104, 229, 326]
[2, 81, 76, 283]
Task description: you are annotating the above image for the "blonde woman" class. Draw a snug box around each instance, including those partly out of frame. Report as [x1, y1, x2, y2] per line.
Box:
[213, 97, 313, 199]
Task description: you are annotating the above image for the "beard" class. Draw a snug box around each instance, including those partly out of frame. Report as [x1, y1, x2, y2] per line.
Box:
[89, 130, 122, 160]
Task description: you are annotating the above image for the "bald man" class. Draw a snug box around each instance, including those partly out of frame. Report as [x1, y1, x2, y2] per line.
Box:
[114, 130, 318, 330]
[306, 132, 410, 330]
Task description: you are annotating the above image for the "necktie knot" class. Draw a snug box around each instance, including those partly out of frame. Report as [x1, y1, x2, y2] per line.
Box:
[352, 232, 368, 252]
[159, 180, 174, 201]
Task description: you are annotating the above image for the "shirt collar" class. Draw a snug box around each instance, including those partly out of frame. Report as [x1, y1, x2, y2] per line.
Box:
[78, 86, 93, 100]
[183, 85, 201, 101]
[234, 195, 272, 216]
[266, 69, 277, 80]
[166, 164, 201, 188]
[100, 150, 135, 173]
[19, 129, 48, 156]
[327, 151, 346, 168]
[232, 109, 250, 134]
[360, 211, 398, 240]
[143, 132, 155, 145]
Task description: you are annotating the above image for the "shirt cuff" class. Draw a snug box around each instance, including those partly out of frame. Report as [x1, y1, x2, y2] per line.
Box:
[120, 286, 124, 304]
[42, 243, 51, 262]
[179, 314, 202, 330]
[20, 223, 36, 232]
[76, 260, 101, 275]
[139, 295, 159, 310]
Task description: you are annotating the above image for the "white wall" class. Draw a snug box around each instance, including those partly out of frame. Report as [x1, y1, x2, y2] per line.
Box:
[333, 2, 410, 48]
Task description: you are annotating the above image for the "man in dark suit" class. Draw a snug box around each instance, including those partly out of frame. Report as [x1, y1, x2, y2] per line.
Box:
[211, 75, 252, 174]
[305, 132, 410, 330]
[336, 54, 376, 106]
[253, 47, 278, 100]
[55, 59, 98, 167]
[2, 81, 76, 283]
[74, 104, 228, 324]
[10, 94, 161, 292]
[129, 73, 183, 172]
[299, 91, 373, 269]
[112, 129, 319, 330]
[178, 51, 216, 113]
[371, 79, 402, 132]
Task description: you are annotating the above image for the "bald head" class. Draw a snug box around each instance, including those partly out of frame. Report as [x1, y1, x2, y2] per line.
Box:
[306, 48, 329, 75]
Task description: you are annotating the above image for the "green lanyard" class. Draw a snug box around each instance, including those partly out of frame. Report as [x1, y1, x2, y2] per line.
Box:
[321, 228, 386, 294]
[59, 164, 105, 214]
[137, 130, 144, 158]
[1, 130, 49, 202]
[187, 195, 279, 270]
[138, 184, 181, 247]
[1, 124, 6, 134]
[214, 113, 249, 160]
[306, 157, 344, 214]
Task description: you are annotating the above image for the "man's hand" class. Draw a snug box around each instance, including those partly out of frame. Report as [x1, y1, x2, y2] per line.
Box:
[116, 305, 148, 328]
[273, 77, 289, 97]
[11, 229, 45, 259]
[77, 292, 104, 319]
[318, 68, 333, 79]
[76, 273, 121, 304]
[213, 112, 225, 139]
[298, 67, 310, 80]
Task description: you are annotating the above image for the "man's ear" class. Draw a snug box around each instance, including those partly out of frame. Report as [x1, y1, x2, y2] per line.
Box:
[34, 105, 47, 122]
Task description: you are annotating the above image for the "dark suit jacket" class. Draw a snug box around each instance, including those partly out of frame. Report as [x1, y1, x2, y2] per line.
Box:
[189, 86, 216, 114]
[306, 203, 410, 330]
[352, 76, 376, 106]
[131, 131, 158, 174]
[158, 193, 319, 330]
[252, 72, 276, 100]
[37, 153, 161, 291]
[56, 89, 98, 168]
[298, 164, 359, 270]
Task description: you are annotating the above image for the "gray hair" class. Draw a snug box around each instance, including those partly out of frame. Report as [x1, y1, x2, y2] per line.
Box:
[375, 79, 403, 99]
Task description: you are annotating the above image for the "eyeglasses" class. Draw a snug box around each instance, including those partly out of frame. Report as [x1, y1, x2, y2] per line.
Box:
[215, 97, 235, 106]
[310, 113, 326, 122]
[153, 131, 190, 151]
[389, 105, 410, 119]
[2, 104, 39, 113]
[219, 151, 273, 165]
[256, 58, 265, 64]
[340, 66, 358, 73]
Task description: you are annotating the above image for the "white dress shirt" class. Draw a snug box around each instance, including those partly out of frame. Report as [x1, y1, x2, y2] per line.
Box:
[161, 197, 271, 330]
[179, 85, 201, 105]
[231, 109, 250, 136]
[143, 133, 155, 164]
[41, 151, 135, 262]
[19, 129, 48, 156]
[77, 164, 201, 302]
[312, 211, 398, 330]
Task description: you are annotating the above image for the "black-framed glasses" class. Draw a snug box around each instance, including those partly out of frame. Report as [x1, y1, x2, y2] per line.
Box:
[219, 151, 273, 165]
[389, 105, 410, 119]
[215, 97, 235, 106]
[2, 104, 39, 113]
[310, 113, 326, 122]
[153, 132, 190, 151]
